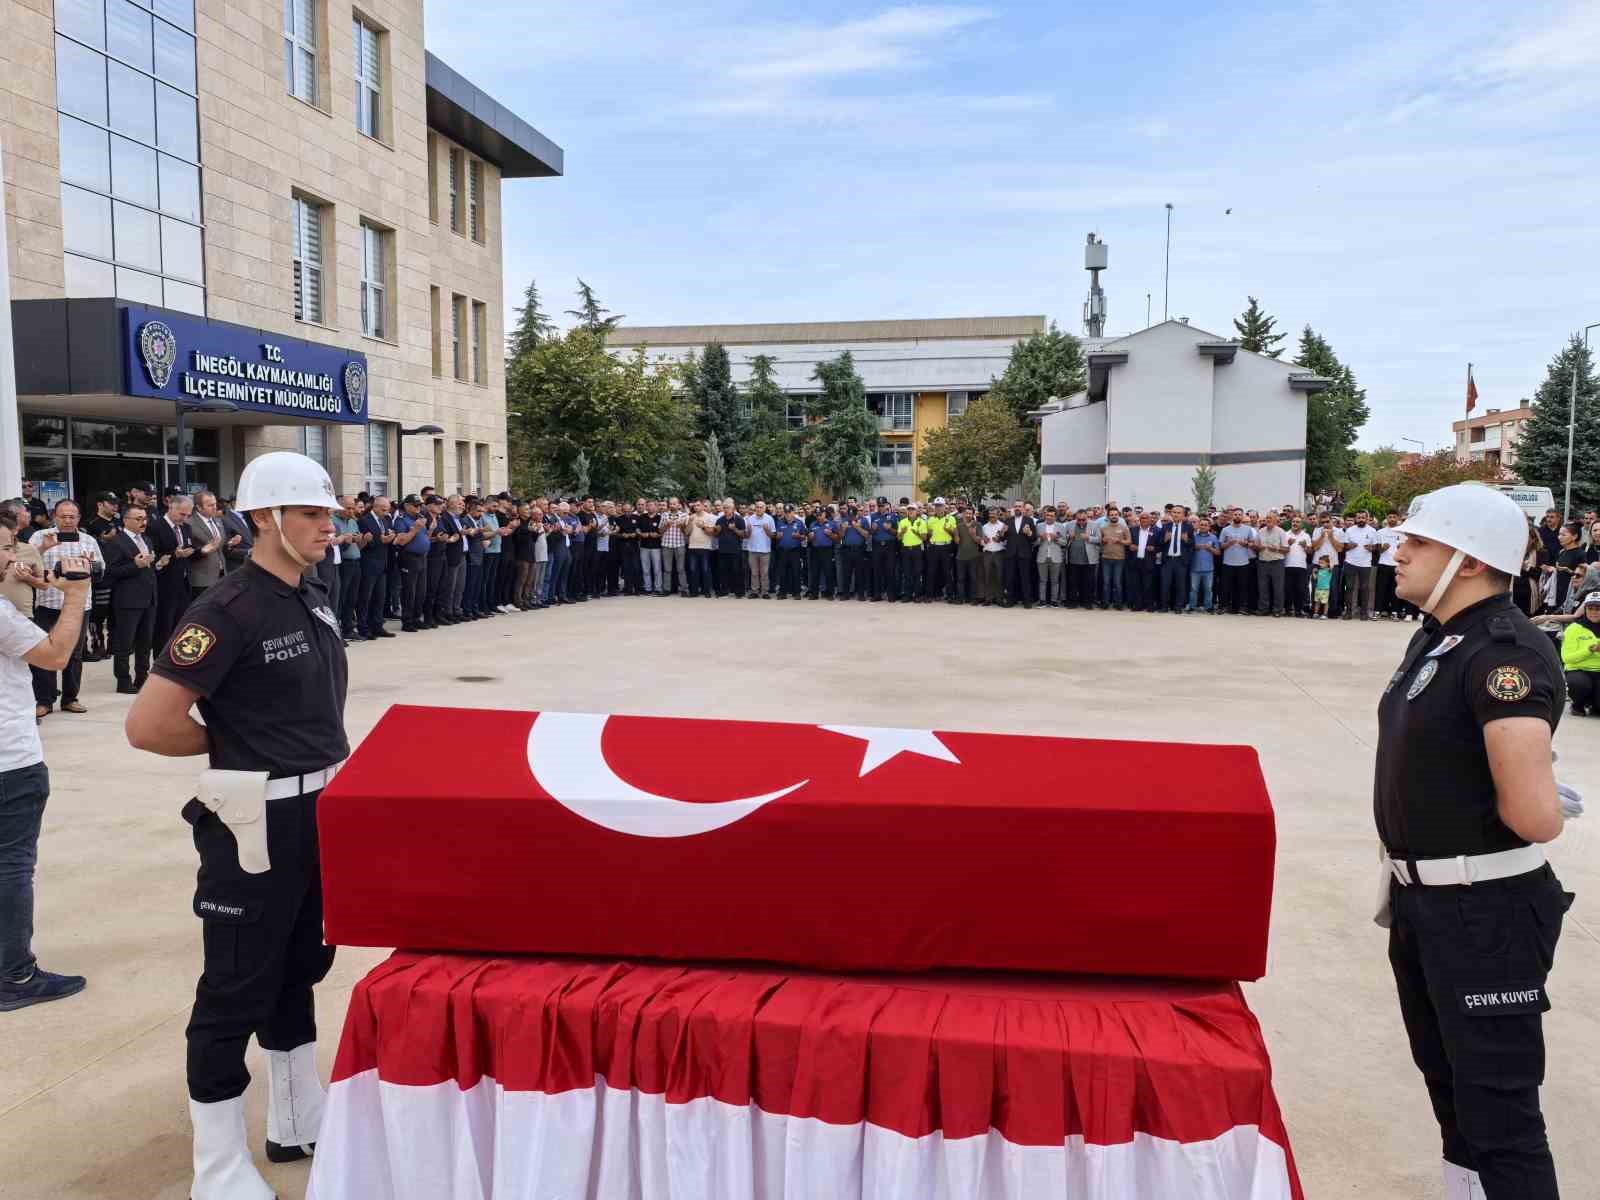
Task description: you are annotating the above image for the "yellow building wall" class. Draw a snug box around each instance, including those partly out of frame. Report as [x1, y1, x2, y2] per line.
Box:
[911, 392, 948, 502]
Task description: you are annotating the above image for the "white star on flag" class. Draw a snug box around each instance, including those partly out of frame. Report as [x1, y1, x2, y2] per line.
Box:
[819, 725, 961, 777]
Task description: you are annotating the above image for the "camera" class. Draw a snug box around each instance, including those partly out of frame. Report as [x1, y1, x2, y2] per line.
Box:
[51, 561, 91, 581]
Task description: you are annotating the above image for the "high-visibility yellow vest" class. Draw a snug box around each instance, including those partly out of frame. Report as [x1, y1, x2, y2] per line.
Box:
[897, 516, 927, 547]
[927, 514, 956, 545]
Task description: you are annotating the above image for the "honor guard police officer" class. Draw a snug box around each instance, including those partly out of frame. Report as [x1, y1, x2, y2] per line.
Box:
[1376, 483, 1577, 1200]
[126, 452, 349, 1200]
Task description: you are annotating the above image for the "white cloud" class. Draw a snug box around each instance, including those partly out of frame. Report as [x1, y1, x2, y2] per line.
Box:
[728, 5, 991, 81]
[1477, 1, 1600, 77]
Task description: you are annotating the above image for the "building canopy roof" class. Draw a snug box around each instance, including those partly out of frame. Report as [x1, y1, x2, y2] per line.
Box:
[610, 315, 1047, 348]
[425, 53, 563, 179]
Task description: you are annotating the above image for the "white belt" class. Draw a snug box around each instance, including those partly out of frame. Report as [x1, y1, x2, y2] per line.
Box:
[1382, 844, 1544, 887]
[264, 760, 345, 801]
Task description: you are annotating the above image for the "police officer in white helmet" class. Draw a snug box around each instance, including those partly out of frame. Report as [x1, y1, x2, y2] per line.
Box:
[1376, 483, 1574, 1200]
[127, 452, 349, 1200]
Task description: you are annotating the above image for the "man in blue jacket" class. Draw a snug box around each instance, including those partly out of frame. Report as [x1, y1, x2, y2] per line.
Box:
[1155, 505, 1194, 614]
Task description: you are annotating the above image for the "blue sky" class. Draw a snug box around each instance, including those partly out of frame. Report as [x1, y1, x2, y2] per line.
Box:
[424, 0, 1600, 451]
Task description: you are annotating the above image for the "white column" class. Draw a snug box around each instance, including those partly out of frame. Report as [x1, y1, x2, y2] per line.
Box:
[0, 137, 23, 497]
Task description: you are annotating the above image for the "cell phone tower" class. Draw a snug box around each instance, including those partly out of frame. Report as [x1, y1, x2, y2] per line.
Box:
[1082, 233, 1107, 338]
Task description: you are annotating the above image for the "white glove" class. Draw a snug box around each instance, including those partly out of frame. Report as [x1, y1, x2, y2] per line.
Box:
[1558, 782, 1584, 820]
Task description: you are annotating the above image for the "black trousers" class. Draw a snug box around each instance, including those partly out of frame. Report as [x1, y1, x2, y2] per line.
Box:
[357, 565, 384, 636]
[839, 545, 866, 598]
[1003, 554, 1034, 605]
[1067, 561, 1095, 607]
[1566, 670, 1596, 710]
[400, 555, 427, 627]
[385, 557, 401, 617]
[715, 551, 742, 596]
[1159, 558, 1187, 611]
[111, 603, 155, 686]
[808, 547, 835, 597]
[898, 545, 924, 599]
[872, 543, 896, 599]
[1219, 563, 1248, 613]
[955, 556, 981, 601]
[29, 607, 85, 706]
[773, 547, 800, 596]
[925, 545, 953, 599]
[184, 788, 336, 1103]
[621, 546, 642, 593]
[1285, 566, 1309, 615]
[154, 579, 191, 655]
[1377, 564, 1399, 615]
[425, 553, 447, 621]
[1388, 866, 1569, 1199]
[1127, 558, 1158, 610]
[337, 559, 361, 634]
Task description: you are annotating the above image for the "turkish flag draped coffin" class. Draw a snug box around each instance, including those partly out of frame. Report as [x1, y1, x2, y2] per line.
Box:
[319, 707, 1276, 980]
[306, 953, 1303, 1200]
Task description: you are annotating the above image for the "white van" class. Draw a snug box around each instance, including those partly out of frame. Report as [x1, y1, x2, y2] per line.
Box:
[1495, 484, 1556, 521]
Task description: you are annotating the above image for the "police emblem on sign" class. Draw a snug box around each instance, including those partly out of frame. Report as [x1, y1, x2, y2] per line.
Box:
[1407, 659, 1438, 701]
[1487, 665, 1532, 702]
[343, 361, 368, 415]
[170, 623, 216, 666]
[138, 321, 178, 388]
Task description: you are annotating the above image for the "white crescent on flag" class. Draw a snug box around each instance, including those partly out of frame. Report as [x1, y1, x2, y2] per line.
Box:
[526, 712, 809, 838]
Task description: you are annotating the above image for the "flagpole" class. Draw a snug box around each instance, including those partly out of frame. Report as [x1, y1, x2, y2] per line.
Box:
[1466, 362, 1472, 418]
[0, 137, 23, 499]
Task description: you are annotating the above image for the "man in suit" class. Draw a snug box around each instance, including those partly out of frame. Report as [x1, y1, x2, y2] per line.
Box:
[1002, 502, 1037, 609]
[356, 494, 393, 639]
[148, 492, 196, 652]
[1155, 505, 1194, 614]
[219, 497, 252, 571]
[1127, 511, 1163, 612]
[103, 503, 159, 693]
[186, 491, 228, 594]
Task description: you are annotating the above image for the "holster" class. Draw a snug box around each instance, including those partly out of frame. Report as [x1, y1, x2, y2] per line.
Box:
[1373, 843, 1394, 929]
[196, 769, 272, 874]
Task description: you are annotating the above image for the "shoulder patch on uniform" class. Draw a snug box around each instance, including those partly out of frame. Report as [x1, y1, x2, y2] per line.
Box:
[170, 623, 216, 666]
[1487, 664, 1532, 702]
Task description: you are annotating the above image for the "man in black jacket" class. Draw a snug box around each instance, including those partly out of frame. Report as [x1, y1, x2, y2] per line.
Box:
[102, 504, 160, 693]
[1002, 503, 1037, 608]
[356, 494, 392, 638]
[147, 493, 196, 653]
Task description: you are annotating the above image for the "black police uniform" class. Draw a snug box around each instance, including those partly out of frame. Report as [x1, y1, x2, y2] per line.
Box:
[1375, 592, 1574, 1198]
[152, 559, 349, 1104]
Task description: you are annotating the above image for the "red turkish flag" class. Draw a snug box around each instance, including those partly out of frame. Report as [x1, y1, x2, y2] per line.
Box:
[1467, 365, 1478, 414]
[320, 706, 1277, 981]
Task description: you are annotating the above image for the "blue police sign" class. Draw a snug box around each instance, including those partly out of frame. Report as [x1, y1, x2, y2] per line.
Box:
[121, 305, 369, 425]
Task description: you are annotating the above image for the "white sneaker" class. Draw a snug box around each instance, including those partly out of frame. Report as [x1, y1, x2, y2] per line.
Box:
[265, 1042, 325, 1163]
[190, 1096, 274, 1200]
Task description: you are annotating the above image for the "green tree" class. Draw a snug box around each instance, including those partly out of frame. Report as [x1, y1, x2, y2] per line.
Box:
[1369, 450, 1496, 514]
[507, 278, 555, 360]
[1233, 296, 1286, 358]
[1341, 490, 1391, 518]
[565, 278, 622, 336]
[1191, 460, 1217, 511]
[685, 342, 747, 471]
[570, 449, 591, 496]
[505, 328, 690, 498]
[804, 351, 877, 497]
[704, 433, 727, 501]
[1335, 445, 1402, 500]
[1511, 335, 1600, 513]
[1297, 327, 1370, 493]
[732, 431, 812, 502]
[744, 353, 786, 437]
[918, 395, 1033, 505]
[989, 322, 1087, 432]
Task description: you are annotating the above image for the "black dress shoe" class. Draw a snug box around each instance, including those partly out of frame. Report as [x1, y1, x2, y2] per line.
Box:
[115, 682, 139, 695]
[376, 629, 397, 638]
[266, 1138, 314, 1163]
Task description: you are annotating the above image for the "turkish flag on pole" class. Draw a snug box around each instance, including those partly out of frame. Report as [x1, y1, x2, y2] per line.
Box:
[319, 706, 1278, 981]
[1467, 362, 1478, 415]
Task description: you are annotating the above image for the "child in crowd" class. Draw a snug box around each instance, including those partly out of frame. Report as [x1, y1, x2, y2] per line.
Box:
[1312, 563, 1333, 619]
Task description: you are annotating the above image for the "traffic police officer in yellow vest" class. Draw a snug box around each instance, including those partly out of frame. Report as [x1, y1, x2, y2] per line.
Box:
[896, 502, 929, 602]
[1376, 483, 1577, 1200]
[127, 452, 349, 1200]
[924, 497, 958, 603]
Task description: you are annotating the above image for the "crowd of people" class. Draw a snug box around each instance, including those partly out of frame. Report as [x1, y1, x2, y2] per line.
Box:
[6, 479, 1600, 721]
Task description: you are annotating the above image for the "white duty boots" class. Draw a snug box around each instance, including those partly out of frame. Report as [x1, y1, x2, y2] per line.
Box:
[189, 1096, 275, 1200]
[264, 1042, 327, 1162]
[1442, 1159, 1487, 1199]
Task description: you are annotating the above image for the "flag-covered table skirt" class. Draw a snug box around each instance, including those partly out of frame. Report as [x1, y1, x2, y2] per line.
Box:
[308, 953, 1302, 1200]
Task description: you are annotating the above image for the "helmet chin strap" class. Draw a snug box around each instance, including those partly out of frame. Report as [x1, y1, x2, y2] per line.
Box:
[272, 507, 312, 569]
[1421, 549, 1466, 614]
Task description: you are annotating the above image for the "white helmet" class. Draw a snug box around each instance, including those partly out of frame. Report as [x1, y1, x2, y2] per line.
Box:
[235, 451, 338, 513]
[1396, 483, 1527, 576]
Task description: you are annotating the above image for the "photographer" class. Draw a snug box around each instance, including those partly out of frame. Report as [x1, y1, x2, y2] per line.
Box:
[0, 509, 92, 1011]
[28, 500, 105, 719]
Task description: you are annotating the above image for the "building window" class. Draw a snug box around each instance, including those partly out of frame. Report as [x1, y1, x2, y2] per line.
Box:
[946, 391, 969, 418]
[876, 440, 913, 471]
[471, 301, 486, 383]
[283, 0, 317, 105]
[426, 131, 438, 222]
[467, 158, 483, 242]
[456, 441, 470, 491]
[429, 286, 442, 376]
[447, 147, 462, 234]
[54, 0, 204, 312]
[299, 424, 328, 467]
[475, 443, 489, 494]
[451, 293, 466, 380]
[291, 195, 325, 323]
[364, 420, 391, 495]
[359, 220, 387, 339]
[785, 397, 807, 430]
[353, 17, 381, 138]
[872, 392, 913, 431]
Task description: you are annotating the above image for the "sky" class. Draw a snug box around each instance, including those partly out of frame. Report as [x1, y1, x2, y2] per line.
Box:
[424, 0, 1600, 451]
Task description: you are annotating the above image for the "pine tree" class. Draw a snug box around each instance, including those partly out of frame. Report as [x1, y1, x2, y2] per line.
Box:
[744, 354, 786, 438]
[804, 351, 877, 497]
[1296, 327, 1370, 493]
[1512, 335, 1600, 513]
[686, 342, 746, 471]
[507, 279, 554, 360]
[565, 278, 622, 335]
[1233, 297, 1285, 358]
[704, 434, 728, 502]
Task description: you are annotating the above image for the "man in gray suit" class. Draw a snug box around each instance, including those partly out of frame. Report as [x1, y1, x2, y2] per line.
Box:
[186, 491, 229, 594]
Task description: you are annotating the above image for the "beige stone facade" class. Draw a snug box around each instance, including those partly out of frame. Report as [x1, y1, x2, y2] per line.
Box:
[2, 0, 560, 498]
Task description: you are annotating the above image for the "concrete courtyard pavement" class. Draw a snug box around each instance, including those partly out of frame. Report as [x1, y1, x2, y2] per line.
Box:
[1, 600, 1596, 1199]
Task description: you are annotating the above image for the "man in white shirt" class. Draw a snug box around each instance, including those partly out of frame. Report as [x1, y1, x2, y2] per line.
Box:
[1282, 516, 1313, 617]
[1339, 510, 1380, 620]
[28, 500, 105, 718]
[1373, 512, 1407, 619]
[0, 511, 93, 1010]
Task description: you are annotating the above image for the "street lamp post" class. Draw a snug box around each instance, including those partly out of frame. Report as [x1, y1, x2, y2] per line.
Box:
[1401, 437, 1424, 454]
[1162, 203, 1173, 322]
[396, 424, 444, 498]
[1563, 321, 1600, 519]
[174, 399, 239, 492]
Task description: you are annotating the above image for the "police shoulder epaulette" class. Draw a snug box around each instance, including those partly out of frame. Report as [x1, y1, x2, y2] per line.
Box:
[1488, 615, 1517, 643]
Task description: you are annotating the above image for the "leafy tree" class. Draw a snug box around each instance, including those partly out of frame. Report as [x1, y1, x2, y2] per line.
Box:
[570, 449, 590, 497]
[804, 351, 877, 498]
[732, 431, 812, 502]
[505, 328, 690, 498]
[1191, 460, 1217, 511]
[1297, 327, 1370, 493]
[1335, 445, 1402, 500]
[744, 354, 787, 438]
[1341, 490, 1391, 519]
[507, 278, 555, 360]
[989, 322, 1087, 432]
[704, 433, 727, 502]
[685, 342, 746, 471]
[918, 395, 1033, 505]
[1233, 297, 1286, 358]
[565, 278, 622, 336]
[1369, 450, 1496, 514]
[1511, 335, 1600, 513]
